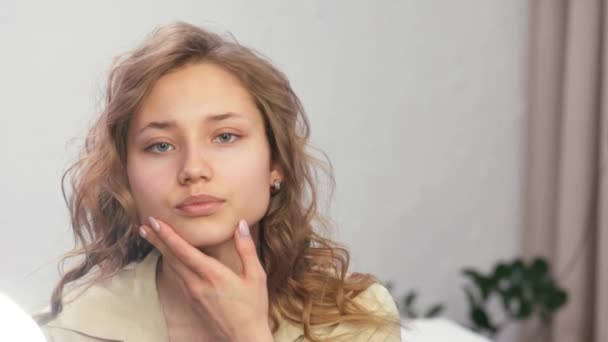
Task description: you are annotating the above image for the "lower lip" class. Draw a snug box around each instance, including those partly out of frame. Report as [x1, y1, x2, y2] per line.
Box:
[176, 201, 225, 217]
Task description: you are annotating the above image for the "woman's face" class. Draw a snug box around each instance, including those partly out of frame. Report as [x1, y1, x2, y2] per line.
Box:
[126, 62, 280, 247]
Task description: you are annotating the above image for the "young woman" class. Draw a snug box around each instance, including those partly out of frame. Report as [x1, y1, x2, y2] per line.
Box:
[37, 21, 401, 341]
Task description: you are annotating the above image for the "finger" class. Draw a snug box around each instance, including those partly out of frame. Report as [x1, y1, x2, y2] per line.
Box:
[234, 219, 266, 282]
[140, 225, 213, 298]
[147, 216, 227, 282]
[139, 224, 196, 281]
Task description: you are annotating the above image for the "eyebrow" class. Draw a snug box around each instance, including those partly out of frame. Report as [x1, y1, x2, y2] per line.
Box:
[137, 112, 245, 135]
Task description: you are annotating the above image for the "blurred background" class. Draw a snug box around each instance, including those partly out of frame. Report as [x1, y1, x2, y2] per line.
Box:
[0, 1, 605, 342]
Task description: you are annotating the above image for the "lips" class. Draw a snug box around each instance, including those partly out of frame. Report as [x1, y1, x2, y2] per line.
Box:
[175, 194, 226, 217]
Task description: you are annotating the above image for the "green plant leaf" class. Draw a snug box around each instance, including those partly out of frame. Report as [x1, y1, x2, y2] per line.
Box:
[461, 257, 568, 338]
[531, 258, 549, 276]
[546, 289, 568, 310]
[404, 291, 417, 307]
[508, 260, 526, 287]
[494, 263, 509, 279]
[492, 263, 510, 290]
[462, 269, 492, 300]
[425, 304, 445, 318]
[499, 287, 518, 317]
[470, 306, 497, 334]
[515, 300, 532, 319]
[402, 290, 418, 318]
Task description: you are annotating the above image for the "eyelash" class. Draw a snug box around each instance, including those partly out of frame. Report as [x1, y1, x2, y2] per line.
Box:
[144, 142, 175, 153]
[144, 133, 240, 153]
[212, 132, 240, 144]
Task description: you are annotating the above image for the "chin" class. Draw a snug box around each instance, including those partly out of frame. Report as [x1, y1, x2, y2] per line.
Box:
[171, 215, 236, 247]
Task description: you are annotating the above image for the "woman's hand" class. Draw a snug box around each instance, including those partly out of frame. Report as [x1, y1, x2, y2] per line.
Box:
[139, 217, 273, 342]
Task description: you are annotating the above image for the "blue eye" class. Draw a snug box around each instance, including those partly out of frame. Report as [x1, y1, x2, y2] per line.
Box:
[146, 142, 174, 153]
[214, 133, 239, 143]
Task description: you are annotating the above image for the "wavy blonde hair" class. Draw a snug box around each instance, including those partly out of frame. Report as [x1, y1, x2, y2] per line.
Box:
[42, 22, 398, 341]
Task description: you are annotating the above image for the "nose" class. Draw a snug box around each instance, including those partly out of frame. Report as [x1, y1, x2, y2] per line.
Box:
[178, 146, 212, 185]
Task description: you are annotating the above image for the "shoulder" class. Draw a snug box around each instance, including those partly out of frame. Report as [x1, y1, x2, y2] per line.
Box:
[274, 282, 402, 342]
[320, 282, 402, 341]
[353, 282, 399, 315]
[332, 282, 402, 341]
[326, 283, 401, 342]
[38, 257, 152, 342]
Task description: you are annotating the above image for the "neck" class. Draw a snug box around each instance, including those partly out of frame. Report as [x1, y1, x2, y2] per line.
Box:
[157, 239, 241, 301]
[156, 223, 261, 316]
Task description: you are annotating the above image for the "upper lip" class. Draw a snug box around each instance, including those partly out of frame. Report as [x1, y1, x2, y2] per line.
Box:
[176, 194, 225, 208]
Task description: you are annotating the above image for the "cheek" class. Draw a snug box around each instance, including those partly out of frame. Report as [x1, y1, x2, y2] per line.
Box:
[126, 156, 174, 217]
[238, 167, 271, 217]
[222, 149, 272, 221]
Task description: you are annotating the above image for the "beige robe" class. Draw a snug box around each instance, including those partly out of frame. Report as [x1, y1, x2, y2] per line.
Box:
[39, 249, 401, 341]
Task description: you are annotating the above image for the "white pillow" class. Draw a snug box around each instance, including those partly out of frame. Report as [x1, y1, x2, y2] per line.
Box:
[0, 293, 46, 341]
[401, 318, 492, 342]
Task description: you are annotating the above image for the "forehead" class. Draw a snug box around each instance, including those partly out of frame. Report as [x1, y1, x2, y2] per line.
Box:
[131, 62, 262, 129]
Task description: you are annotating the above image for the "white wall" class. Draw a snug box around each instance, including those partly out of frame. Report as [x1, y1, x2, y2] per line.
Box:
[0, 1, 527, 341]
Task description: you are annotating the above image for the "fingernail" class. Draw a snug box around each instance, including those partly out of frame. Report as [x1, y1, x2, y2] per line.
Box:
[139, 226, 147, 238]
[238, 219, 250, 238]
[148, 217, 160, 232]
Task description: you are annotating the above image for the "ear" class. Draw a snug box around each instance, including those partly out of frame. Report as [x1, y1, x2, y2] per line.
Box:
[269, 161, 284, 184]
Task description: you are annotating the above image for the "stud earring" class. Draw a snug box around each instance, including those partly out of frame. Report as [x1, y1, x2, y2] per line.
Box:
[271, 179, 281, 194]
